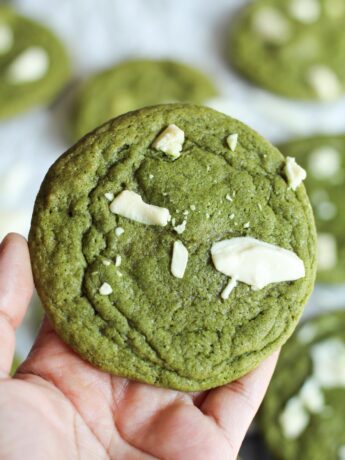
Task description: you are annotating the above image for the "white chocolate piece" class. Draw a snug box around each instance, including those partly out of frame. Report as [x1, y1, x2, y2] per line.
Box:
[104, 192, 114, 201]
[211, 237, 305, 290]
[0, 24, 13, 54]
[115, 255, 122, 267]
[110, 190, 171, 226]
[171, 240, 188, 279]
[115, 227, 125, 236]
[173, 220, 187, 234]
[99, 282, 113, 296]
[190, 204, 196, 211]
[227, 133, 238, 152]
[285, 157, 307, 191]
[102, 259, 112, 266]
[311, 339, 345, 388]
[317, 233, 337, 271]
[308, 146, 341, 179]
[279, 397, 310, 439]
[307, 65, 342, 101]
[252, 7, 291, 43]
[152, 124, 185, 159]
[289, 0, 320, 23]
[6, 47, 49, 84]
[299, 378, 325, 413]
[221, 278, 238, 300]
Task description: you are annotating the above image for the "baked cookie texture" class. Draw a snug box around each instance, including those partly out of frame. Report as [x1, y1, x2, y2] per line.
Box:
[0, 6, 70, 118]
[260, 311, 345, 460]
[29, 104, 317, 391]
[71, 59, 218, 140]
[229, 0, 345, 100]
[279, 134, 345, 283]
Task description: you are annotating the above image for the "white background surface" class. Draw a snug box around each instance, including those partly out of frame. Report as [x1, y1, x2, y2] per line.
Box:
[1, 1, 345, 456]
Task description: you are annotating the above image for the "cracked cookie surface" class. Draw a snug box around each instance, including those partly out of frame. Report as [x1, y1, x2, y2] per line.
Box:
[29, 104, 317, 391]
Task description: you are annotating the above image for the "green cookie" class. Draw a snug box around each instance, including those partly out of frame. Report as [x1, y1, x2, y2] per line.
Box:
[29, 104, 316, 391]
[279, 134, 345, 283]
[229, 0, 345, 100]
[0, 6, 70, 118]
[259, 311, 345, 460]
[71, 59, 218, 140]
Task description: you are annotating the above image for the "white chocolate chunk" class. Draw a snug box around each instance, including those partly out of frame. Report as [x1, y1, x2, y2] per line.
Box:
[289, 0, 320, 23]
[0, 24, 13, 54]
[152, 124, 185, 159]
[110, 190, 171, 226]
[115, 227, 124, 236]
[221, 278, 238, 300]
[173, 220, 187, 234]
[308, 146, 341, 179]
[6, 47, 49, 84]
[311, 339, 345, 388]
[307, 65, 342, 101]
[299, 378, 325, 413]
[102, 259, 112, 266]
[298, 323, 317, 344]
[285, 157, 307, 191]
[243, 222, 250, 229]
[252, 7, 291, 43]
[211, 237, 305, 290]
[190, 204, 196, 211]
[226, 194, 233, 202]
[317, 201, 337, 221]
[171, 240, 188, 279]
[115, 255, 122, 267]
[99, 282, 113, 296]
[104, 192, 114, 201]
[279, 396, 310, 439]
[227, 133, 238, 152]
[317, 233, 337, 271]
[338, 445, 345, 460]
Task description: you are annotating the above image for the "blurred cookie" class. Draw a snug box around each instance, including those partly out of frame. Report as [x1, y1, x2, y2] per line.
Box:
[229, 0, 345, 100]
[260, 311, 345, 460]
[279, 134, 345, 283]
[29, 104, 316, 391]
[0, 6, 70, 118]
[71, 59, 218, 140]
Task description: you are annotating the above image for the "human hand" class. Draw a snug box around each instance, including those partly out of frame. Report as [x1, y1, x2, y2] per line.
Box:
[0, 233, 279, 460]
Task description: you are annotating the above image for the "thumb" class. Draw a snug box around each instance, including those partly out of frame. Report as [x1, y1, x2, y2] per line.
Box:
[0, 233, 33, 378]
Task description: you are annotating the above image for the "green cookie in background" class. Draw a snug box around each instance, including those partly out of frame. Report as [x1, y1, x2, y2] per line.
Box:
[71, 59, 218, 140]
[29, 103, 316, 391]
[279, 134, 345, 284]
[229, 0, 345, 101]
[259, 311, 345, 460]
[0, 6, 70, 118]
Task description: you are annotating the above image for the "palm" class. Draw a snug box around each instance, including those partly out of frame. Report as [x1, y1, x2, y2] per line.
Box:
[0, 234, 278, 460]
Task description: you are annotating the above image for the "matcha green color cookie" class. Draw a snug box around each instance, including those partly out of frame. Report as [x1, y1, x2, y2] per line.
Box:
[279, 134, 345, 283]
[259, 311, 345, 460]
[71, 59, 218, 140]
[11, 354, 21, 376]
[29, 104, 316, 391]
[229, 0, 345, 100]
[0, 6, 70, 118]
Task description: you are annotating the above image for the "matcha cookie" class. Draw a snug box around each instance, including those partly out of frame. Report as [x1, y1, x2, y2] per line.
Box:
[71, 59, 218, 140]
[279, 134, 345, 283]
[0, 6, 70, 118]
[29, 104, 316, 391]
[259, 311, 345, 460]
[229, 0, 345, 100]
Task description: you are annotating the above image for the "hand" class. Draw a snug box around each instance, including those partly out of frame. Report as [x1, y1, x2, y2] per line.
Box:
[0, 233, 278, 460]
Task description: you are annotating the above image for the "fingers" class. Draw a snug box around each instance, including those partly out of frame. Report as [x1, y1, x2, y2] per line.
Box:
[0, 233, 34, 377]
[201, 351, 280, 457]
